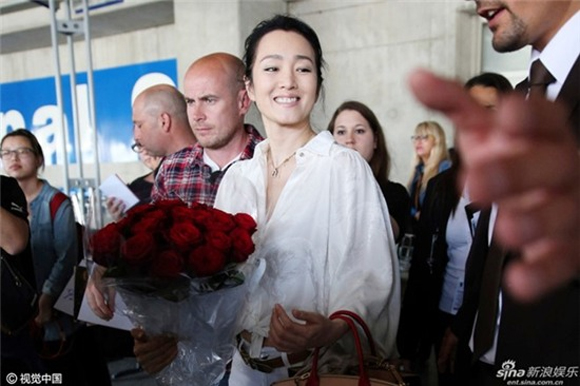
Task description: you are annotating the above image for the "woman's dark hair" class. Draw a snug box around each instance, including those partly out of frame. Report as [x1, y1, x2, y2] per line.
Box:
[1, 128, 45, 171]
[243, 14, 326, 96]
[327, 101, 391, 187]
[464, 72, 513, 94]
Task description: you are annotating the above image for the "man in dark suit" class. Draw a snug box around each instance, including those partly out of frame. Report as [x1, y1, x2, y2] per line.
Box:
[408, 0, 579, 385]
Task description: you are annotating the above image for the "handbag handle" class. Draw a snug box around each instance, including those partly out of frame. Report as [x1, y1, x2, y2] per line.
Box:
[329, 310, 377, 356]
[306, 311, 374, 386]
[331, 311, 407, 386]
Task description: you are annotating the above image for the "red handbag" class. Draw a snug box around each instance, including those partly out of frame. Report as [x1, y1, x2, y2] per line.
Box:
[271, 310, 407, 386]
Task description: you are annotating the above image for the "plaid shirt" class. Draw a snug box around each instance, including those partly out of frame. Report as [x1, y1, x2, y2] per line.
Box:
[151, 124, 263, 206]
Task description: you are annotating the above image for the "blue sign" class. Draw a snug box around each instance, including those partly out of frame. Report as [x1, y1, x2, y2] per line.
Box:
[0, 59, 178, 165]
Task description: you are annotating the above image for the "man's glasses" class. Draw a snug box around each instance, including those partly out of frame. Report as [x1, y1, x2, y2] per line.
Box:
[131, 143, 144, 153]
[0, 147, 36, 159]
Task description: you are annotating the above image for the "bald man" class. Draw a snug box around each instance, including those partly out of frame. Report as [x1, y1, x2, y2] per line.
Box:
[87, 53, 262, 319]
[151, 52, 263, 205]
[105, 84, 196, 218]
[130, 53, 263, 385]
[132, 83, 196, 158]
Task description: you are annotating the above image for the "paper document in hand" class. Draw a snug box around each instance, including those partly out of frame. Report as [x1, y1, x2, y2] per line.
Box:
[99, 174, 139, 212]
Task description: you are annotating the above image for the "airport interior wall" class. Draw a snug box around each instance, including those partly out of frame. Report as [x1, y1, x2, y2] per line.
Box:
[0, 0, 489, 193]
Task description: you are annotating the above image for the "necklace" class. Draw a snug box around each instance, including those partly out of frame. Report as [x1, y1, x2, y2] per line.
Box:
[268, 149, 296, 177]
[267, 131, 316, 178]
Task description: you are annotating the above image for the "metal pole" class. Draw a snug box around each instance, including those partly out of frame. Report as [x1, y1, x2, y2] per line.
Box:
[81, 0, 103, 228]
[48, 0, 70, 193]
[65, 0, 83, 180]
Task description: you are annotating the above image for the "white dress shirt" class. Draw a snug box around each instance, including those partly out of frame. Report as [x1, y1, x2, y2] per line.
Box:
[214, 131, 400, 362]
[530, 10, 580, 102]
[439, 192, 474, 315]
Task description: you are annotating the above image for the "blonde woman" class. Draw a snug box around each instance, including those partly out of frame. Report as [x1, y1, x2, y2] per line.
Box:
[407, 121, 451, 221]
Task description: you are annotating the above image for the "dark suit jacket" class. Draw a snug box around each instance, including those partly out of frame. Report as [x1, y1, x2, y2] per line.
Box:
[515, 54, 580, 141]
[454, 53, 580, 375]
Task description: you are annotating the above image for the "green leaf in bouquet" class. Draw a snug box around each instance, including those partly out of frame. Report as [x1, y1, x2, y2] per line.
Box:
[191, 265, 246, 293]
[103, 275, 192, 302]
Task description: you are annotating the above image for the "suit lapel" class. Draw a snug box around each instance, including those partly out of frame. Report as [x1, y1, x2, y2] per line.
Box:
[516, 54, 580, 142]
[556, 54, 580, 142]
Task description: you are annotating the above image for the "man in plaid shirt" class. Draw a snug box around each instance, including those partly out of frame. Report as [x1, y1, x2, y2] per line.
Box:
[151, 53, 263, 206]
[87, 53, 263, 323]
[106, 83, 197, 219]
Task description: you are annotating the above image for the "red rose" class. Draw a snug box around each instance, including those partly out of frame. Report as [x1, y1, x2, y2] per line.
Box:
[204, 209, 235, 233]
[191, 202, 210, 211]
[190, 206, 213, 228]
[155, 199, 186, 211]
[171, 205, 196, 222]
[91, 223, 122, 266]
[149, 250, 184, 278]
[205, 231, 232, 252]
[187, 245, 226, 277]
[167, 222, 202, 251]
[115, 216, 132, 234]
[94, 197, 257, 281]
[121, 233, 156, 267]
[233, 213, 257, 233]
[131, 209, 166, 233]
[125, 203, 156, 217]
[230, 227, 255, 263]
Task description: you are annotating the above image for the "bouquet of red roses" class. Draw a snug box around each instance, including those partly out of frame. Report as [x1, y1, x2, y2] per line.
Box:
[89, 199, 257, 386]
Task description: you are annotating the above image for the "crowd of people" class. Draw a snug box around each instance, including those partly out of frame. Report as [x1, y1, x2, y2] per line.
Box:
[2, 1, 579, 385]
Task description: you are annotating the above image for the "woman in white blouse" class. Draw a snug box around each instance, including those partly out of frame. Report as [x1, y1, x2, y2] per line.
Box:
[213, 14, 400, 385]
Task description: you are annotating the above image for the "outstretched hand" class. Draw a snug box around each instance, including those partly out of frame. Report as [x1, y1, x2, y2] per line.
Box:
[267, 304, 348, 352]
[408, 69, 580, 302]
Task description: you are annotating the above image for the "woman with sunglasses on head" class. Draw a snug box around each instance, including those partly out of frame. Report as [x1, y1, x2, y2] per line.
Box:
[1, 129, 111, 385]
[398, 73, 514, 385]
[407, 121, 451, 222]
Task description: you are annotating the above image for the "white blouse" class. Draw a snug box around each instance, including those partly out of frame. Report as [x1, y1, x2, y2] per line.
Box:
[439, 194, 473, 315]
[214, 131, 400, 359]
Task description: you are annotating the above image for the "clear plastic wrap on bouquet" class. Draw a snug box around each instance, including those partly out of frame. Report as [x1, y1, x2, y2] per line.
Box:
[87, 200, 260, 384]
[104, 269, 248, 386]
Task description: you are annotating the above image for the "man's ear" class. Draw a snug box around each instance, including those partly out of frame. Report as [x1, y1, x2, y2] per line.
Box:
[160, 112, 172, 132]
[244, 76, 256, 103]
[238, 88, 252, 116]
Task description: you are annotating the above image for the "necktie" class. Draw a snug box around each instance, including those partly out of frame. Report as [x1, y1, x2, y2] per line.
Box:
[472, 238, 509, 361]
[528, 59, 556, 98]
[464, 202, 482, 238]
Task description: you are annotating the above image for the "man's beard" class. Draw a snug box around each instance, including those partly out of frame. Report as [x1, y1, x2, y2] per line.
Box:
[491, 11, 528, 53]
